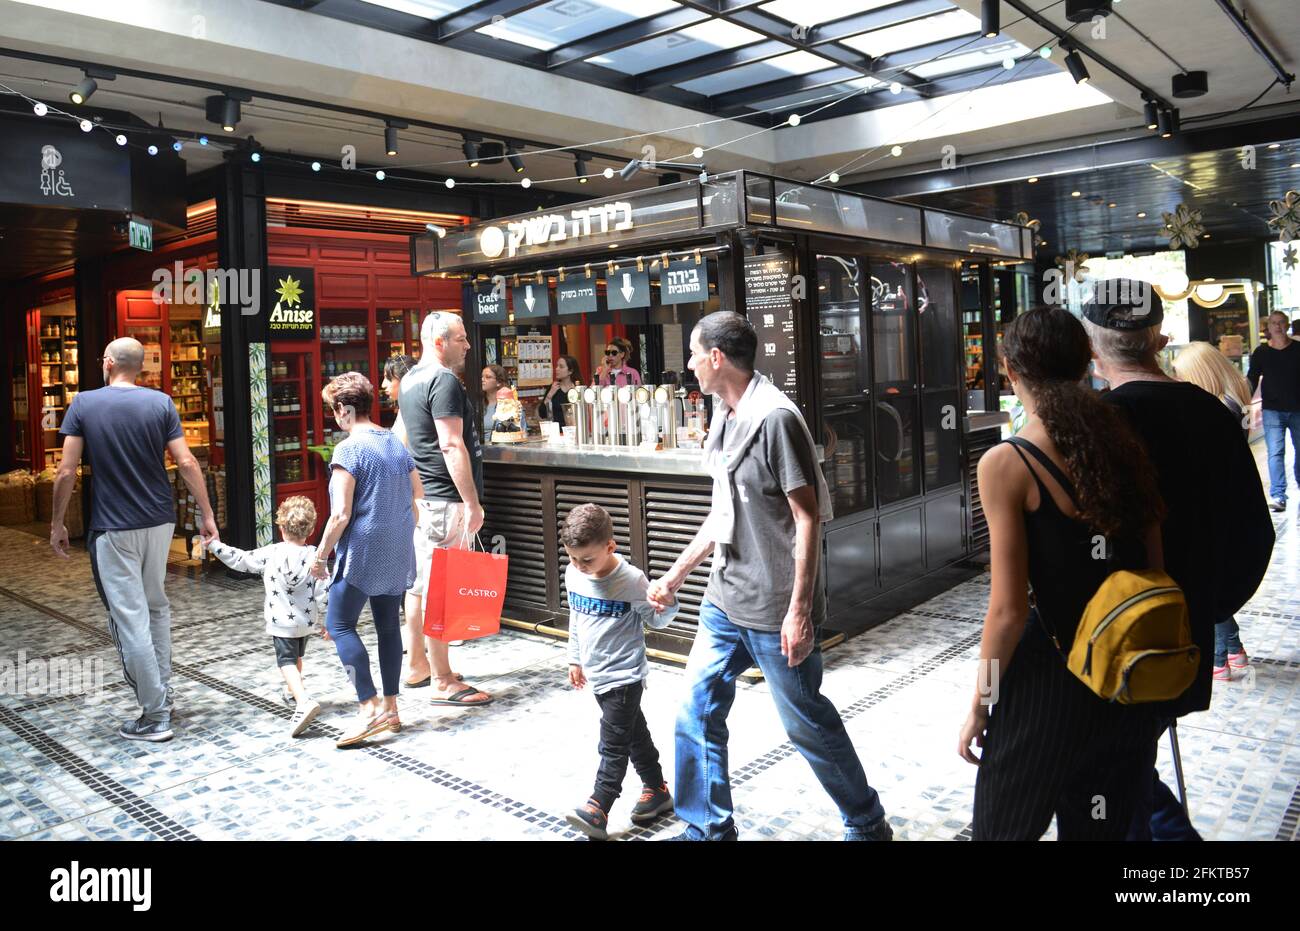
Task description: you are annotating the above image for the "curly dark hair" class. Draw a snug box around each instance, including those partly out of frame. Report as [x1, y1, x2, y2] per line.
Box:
[1001, 306, 1164, 539]
[560, 503, 614, 549]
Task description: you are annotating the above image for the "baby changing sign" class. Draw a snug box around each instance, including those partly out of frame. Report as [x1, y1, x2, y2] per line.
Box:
[268, 266, 316, 335]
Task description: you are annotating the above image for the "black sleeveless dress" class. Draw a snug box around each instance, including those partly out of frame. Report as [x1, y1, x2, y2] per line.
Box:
[972, 438, 1161, 841]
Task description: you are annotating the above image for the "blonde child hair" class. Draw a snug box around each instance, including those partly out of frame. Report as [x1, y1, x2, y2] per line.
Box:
[276, 496, 317, 541]
[1171, 342, 1253, 409]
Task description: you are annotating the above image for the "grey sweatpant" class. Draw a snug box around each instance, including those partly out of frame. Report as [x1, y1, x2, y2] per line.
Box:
[87, 524, 175, 724]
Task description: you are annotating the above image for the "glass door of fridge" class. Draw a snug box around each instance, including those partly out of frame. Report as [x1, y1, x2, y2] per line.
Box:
[816, 254, 872, 517]
[871, 260, 920, 505]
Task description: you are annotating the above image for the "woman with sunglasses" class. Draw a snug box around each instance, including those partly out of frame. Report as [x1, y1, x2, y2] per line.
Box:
[597, 337, 642, 388]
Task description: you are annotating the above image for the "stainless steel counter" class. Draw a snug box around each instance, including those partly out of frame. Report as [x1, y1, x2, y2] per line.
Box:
[482, 441, 709, 477]
[964, 411, 1010, 433]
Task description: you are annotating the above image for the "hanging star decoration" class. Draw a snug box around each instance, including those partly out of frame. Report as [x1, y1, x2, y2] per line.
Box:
[1267, 190, 1300, 243]
[276, 274, 304, 307]
[1284, 245, 1299, 271]
[1161, 203, 1206, 250]
[1054, 248, 1091, 283]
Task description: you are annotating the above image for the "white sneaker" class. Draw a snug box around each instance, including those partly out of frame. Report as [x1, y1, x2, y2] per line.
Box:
[1269, 498, 1286, 512]
[289, 699, 321, 737]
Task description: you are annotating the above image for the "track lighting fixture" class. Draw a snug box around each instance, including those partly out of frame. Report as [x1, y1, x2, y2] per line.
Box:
[1063, 48, 1090, 84]
[981, 0, 999, 38]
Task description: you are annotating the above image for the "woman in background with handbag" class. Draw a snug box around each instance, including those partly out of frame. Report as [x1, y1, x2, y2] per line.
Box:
[312, 372, 421, 748]
[958, 307, 1169, 840]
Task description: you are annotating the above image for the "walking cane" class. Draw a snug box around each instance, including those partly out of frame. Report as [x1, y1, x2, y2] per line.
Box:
[1168, 721, 1190, 814]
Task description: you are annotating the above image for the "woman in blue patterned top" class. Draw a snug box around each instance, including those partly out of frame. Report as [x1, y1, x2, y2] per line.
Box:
[311, 372, 421, 748]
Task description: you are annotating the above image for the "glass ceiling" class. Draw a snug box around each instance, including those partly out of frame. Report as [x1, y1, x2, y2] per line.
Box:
[590, 18, 764, 75]
[278, 0, 1081, 125]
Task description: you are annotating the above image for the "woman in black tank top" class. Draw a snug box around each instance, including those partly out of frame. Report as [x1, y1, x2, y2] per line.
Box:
[959, 307, 1168, 840]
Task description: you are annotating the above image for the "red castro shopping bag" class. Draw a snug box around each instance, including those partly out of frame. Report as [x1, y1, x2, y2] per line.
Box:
[422, 542, 508, 642]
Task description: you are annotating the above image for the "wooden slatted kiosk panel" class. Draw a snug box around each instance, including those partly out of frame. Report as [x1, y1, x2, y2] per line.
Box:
[556, 479, 633, 607]
[644, 483, 714, 632]
[482, 471, 549, 610]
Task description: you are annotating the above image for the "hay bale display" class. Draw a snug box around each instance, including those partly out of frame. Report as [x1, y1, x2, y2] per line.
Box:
[0, 470, 37, 526]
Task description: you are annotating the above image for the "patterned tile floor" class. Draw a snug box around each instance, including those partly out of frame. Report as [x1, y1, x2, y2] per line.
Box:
[2, 447, 1297, 841]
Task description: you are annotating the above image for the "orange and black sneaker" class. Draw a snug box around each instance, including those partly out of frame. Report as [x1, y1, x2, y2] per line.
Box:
[631, 782, 674, 824]
[566, 799, 609, 840]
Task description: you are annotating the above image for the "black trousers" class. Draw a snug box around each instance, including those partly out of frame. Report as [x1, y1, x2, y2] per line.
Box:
[973, 624, 1161, 840]
[591, 681, 664, 811]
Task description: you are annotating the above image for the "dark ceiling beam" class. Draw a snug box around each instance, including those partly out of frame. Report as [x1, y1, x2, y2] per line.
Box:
[789, 57, 1058, 125]
[877, 33, 1003, 72]
[805, 0, 953, 46]
[435, 0, 552, 43]
[711, 66, 863, 112]
[844, 112, 1300, 197]
[636, 38, 789, 90]
[1001, 0, 1173, 109]
[547, 9, 709, 71]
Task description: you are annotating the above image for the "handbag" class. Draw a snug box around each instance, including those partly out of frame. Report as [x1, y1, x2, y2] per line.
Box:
[422, 530, 507, 642]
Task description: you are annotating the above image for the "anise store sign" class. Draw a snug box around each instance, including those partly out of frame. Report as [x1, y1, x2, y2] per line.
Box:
[268, 266, 316, 335]
[478, 201, 634, 259]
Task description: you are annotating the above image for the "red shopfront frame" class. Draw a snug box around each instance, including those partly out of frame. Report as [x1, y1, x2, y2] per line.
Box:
[267, 227, 463, 536]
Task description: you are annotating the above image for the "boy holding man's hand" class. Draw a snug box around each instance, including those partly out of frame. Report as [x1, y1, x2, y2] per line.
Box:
[562, 503, 678, 840]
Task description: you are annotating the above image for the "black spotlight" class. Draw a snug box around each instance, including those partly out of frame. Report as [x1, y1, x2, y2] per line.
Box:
[385, 126, 398, 156]
[506, 145, 524, 173]
[1065, 0, 1112, 23]
[69, 74, 97, 105]
[574, 154, 588, 182]
[478, 141, 505, 165]
[1172, 71, 1208, 98]
[205, 95, 241, 132]
[981, 0, 999, 38]
[462, 138, 481, 167]
[1157, 107, 1180, 137]
[1143, 97, 1159, 130]
[1064, 49, 1090, 84]
[619, 158, 641, 180]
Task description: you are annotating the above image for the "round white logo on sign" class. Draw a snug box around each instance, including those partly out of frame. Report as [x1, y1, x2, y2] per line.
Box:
[479, 225, 505, 259]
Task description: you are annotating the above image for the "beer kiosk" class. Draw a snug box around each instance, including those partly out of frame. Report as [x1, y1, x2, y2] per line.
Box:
[410, 172, 1023, 658]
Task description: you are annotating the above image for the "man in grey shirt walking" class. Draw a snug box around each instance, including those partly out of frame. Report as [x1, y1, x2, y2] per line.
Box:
[648, 311, 890, 841]
[51, 337, 219, 742]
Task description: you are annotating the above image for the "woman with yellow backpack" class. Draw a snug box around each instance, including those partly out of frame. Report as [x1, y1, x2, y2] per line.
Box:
[958, 306, 1195, 840]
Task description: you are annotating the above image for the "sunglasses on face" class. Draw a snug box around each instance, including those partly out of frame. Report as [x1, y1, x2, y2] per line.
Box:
[604, 349, 620, 356]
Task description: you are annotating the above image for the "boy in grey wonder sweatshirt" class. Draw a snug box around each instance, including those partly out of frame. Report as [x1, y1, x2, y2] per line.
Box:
[562, 503, 678, 840]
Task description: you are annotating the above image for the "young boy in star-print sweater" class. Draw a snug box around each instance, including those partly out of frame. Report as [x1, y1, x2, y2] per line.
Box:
[207, 496, 328, 738]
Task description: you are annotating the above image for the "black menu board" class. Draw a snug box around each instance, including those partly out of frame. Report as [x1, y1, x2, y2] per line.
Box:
[744, 252, 800, 404]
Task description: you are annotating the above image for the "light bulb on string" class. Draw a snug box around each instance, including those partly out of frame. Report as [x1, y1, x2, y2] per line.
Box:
[79, 119, 92, 132]
[375, 170, 385, 180]
[250, 151, 261, 163]
[521, 177, 532, 189]
[603, 167, 614, 179]
[890, 145, 903, 157]
[147, 144, 158, 156]
[198, 135, 208, 145]
[1002, 57, 1015, 70]
[692, 146, 704, 159]
[787, 113, 801, 127]
[1039, 46, 1052, 59]
[445, 178, 455, 189]
[311, 161, 321, 172]
[115, 134, 127, 146]
[828, 172, 840, 184]
[172, 141, 183, 152]
[890, 82, 902, 95]
[33, 102, 47, 116]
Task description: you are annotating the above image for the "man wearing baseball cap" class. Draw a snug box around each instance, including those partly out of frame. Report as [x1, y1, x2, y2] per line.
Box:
[1082, 278, 1274, 840]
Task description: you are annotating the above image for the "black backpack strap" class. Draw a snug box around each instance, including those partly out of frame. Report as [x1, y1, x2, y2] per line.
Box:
[1005, 436, 1083, 512]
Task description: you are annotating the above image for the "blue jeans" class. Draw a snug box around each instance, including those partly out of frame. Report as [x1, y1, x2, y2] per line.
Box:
[673, 600, 886, 839]
[1262, 408, 1300, 503]
[1214, 617, 1243, 666]
[325, 578, 403, 703]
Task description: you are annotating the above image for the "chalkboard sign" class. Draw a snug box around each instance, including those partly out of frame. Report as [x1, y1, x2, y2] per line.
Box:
[744, 252, 800, 404]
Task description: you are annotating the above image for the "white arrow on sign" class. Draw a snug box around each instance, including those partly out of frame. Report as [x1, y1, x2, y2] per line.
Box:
[524, 285, 536, 312]
[620, 273, 635, 303]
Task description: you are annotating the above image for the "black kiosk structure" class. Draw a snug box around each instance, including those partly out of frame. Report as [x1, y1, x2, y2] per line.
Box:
[410, 171, 1023, 658]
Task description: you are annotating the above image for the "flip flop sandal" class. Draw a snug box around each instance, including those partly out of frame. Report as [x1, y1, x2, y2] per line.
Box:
[404, 673, 464, 688]
[336, 712, 396, 748]
[429, 685, 493, 707]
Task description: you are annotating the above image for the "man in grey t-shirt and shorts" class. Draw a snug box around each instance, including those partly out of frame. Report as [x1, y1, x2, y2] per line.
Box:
[399, 312, 492, 706]
[648, 311, 890, 841]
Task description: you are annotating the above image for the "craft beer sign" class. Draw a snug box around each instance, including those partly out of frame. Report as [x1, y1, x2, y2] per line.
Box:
[268, 266, 316, 335]
[659, 258, 710, 305]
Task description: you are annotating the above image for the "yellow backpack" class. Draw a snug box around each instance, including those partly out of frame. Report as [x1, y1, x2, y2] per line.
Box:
[1069, 568, 1199, 704]
[1008, 438, 1199, 704]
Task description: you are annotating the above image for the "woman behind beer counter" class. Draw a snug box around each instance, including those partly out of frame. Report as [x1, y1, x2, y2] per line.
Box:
[481, 364, 528, 438]
[538, 354, 582, 429]
[597, 337, 641, 388]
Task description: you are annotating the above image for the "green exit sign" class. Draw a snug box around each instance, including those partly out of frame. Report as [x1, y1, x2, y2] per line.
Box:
[129, 217, 153, 252]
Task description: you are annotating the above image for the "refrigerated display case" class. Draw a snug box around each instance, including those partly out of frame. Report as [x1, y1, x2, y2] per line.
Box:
[872, 260, 919, 506]
[816, 254, 872, 517]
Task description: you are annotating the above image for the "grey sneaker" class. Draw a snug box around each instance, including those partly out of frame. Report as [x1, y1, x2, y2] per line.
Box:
[1269, 498, 1286, 512]
[289, 699, 321, 737]
[630, 782, 674, 824]
[119, 716, 174, 743]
